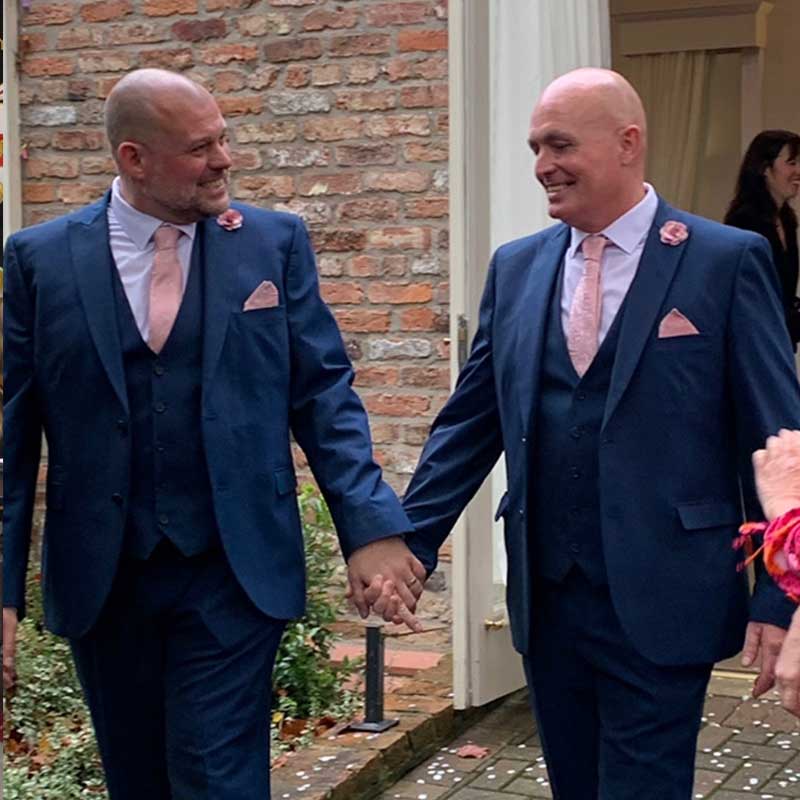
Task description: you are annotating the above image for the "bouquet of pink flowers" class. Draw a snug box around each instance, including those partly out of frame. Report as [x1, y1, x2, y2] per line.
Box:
[736, 509, 800, 601]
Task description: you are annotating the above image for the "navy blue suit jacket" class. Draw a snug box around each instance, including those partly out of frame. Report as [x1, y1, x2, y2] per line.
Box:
[3, 196, 410, 638]
[403, 198, 800, 665]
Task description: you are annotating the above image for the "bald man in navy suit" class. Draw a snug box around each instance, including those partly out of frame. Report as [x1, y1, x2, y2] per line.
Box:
[393, 69, 800, 798]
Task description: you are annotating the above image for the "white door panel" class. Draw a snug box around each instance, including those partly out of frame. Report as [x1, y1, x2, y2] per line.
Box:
[449, 0, 610, 710]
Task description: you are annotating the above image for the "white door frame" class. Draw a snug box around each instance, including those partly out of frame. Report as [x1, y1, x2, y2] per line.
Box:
[448, 0, 525, 710]
[3, 0, 22, 243]
[448, 0, 611, 709]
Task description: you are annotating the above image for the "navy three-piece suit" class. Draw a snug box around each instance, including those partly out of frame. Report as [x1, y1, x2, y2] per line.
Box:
[402, 197, 800, 798]
[2, 195, 410, 799]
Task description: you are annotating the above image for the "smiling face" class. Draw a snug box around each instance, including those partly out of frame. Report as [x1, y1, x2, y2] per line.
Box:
[116, 82, 232, 224]
[765, 144, 800, 206]
[527, 72, 646, 232]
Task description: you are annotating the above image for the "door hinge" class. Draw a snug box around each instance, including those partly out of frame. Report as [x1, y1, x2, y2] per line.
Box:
[457, 314, 469, 371]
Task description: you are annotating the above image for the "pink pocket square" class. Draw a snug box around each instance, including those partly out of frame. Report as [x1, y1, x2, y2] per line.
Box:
[243, 281, 279, 311]
[658, 308, 700, 338]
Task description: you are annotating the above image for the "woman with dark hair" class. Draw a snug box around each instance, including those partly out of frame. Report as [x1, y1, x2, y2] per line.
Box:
[725, 129, 800, 350]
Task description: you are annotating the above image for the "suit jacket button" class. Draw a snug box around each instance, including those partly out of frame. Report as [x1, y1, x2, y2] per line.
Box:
[116, 419, 128, 435]
[112, 493, 123, 506]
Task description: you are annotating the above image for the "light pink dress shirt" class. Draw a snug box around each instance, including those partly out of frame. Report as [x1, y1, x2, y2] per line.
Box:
[561, 183, 659, 345]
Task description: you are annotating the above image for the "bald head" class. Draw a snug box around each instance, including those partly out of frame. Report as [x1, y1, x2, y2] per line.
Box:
[105, 69, 214, 157]
[528, 68, 648, 232]
[537, 68, 647, 154]
[105, 68, 232, 223]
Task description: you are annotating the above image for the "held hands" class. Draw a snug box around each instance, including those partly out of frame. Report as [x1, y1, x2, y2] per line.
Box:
[346, 536, 428, 633]
[752, 429, 800, 522]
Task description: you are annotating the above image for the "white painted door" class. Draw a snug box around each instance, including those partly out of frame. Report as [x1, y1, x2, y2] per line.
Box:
[448, 0, 610, 709]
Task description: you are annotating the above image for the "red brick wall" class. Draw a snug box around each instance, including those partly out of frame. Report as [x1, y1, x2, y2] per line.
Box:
[17, 0, 450, 491]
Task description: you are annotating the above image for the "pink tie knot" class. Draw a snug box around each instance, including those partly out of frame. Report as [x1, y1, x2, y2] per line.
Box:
[153, 225, 181, 251]
[582, 233, 608, 264]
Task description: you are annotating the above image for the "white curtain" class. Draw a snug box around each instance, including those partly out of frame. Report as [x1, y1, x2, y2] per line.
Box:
[487, 0, 611, 585]
[490, 0, 611, 249]
[620, 51, 714, 213]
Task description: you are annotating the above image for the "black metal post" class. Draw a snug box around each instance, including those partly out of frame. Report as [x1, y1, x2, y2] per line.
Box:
[346, 624, 399, 733]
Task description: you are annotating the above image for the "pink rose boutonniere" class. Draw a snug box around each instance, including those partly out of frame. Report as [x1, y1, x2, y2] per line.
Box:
[659, 220, 689, 246]
[735, 508, 800, 601]
[217, 209, 243, 231]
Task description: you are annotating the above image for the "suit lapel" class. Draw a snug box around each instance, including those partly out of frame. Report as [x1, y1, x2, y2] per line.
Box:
[602, 199, 690, 428]
[516, 225, 570, 433]
[69, 195, 129, 414]
[201, 213, 239, 392]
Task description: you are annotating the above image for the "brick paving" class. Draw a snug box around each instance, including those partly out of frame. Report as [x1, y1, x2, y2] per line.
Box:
[377, 673, 800, 800]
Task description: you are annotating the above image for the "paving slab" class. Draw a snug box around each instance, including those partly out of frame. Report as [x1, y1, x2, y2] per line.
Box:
[722, 739, 798, 764]
[281, 623, 800, 800]
[694, 769, 726, 795]
[709, 793, 789, 800]
[439, 790, 529, 800]
[720, 759, 783, 792]
[698, 724, 739, 751]
[468, 759, 533, 791]
[377, 670, 800, 800]
[495, 743, 544, 762]
[378, 780, 452, 799]
[503, 774, 553, 798]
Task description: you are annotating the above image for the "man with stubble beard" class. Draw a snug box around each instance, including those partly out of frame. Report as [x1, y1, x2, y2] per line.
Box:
[3, 69, 425, 799]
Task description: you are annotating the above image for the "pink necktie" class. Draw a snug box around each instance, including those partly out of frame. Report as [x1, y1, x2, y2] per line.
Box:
[148, 225, 183, 354]
[567, 233, 608, 377]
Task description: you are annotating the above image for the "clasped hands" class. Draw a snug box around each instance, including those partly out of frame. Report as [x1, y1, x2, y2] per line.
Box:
[346, 536, 427, 632]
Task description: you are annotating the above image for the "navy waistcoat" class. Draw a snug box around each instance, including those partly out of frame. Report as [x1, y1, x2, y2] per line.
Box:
[528, 265, 625, 586]
[112, 237, 219, 559]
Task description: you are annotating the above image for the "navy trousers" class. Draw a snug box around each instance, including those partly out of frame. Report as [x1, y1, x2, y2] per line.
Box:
[70, 541, 286, 800]
[523, 570, 712, 800]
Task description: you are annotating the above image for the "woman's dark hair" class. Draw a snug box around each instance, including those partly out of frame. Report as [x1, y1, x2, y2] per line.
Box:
[725, 129, 799, 232]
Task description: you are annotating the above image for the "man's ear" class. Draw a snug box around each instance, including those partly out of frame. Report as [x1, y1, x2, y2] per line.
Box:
[116, 141, 146, 179]
[619, 124, 644, 166]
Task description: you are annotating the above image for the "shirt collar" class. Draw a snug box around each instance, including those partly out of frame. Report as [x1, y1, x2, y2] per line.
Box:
[568, 183, 658, 257]
[110, 176, 197, 249]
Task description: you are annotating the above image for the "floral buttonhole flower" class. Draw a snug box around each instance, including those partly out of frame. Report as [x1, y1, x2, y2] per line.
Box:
[217, 209, 243, 231]
[659, 220, 689, 246]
